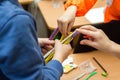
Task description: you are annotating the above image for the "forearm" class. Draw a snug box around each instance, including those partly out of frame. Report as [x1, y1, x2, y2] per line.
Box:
[65, 0, 97, 16]
[65, 5, 77, 16]
[108, 41, 120, 58]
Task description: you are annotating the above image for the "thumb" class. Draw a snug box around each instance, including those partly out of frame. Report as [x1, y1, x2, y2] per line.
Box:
[80, 40, 95, 47]
[44, 39, 54, 45]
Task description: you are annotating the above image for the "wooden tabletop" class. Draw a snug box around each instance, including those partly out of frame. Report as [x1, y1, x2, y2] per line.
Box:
[19, 0, 33, 5]
[61, 50, 120, 80]
[38, 0, 106, 30]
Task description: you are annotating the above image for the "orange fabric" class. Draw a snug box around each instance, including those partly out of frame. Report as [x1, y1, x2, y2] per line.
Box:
[65, 0, 97, 16]
[104, 0, 120, 23]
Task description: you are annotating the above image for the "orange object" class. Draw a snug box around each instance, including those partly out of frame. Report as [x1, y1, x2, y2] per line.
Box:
[64, 0, 97, 16]
[104, 0, 120, 23]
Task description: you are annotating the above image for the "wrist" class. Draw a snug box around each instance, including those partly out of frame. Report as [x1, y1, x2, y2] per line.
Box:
[109, 41, 120, 54]
[66, 5, 77, 15]
[52, 57, 63, 63]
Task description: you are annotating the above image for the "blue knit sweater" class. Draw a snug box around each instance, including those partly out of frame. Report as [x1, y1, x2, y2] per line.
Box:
[0, 0, 63, 80]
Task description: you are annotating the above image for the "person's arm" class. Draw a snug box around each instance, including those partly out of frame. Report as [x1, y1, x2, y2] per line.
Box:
[76, 25, 120, 58]
[64, 0, 97, 16]
[0, 15, 71, 80]
[57, 5, 77, 36]
[108, 41, 120, 58]
[58, 0, 97, 36]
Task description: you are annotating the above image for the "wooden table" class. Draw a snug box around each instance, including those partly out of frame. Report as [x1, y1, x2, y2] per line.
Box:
[19, 0, 33, 5]
[38, 0, 106, 30]
[61, 50, 120, 80]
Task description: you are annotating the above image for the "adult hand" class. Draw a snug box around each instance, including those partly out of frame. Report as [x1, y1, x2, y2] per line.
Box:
[53, 40, 72, 63]
[57, 5, 77, 36]
[38, 38, 55, 54]
[76, 25, 113, 52]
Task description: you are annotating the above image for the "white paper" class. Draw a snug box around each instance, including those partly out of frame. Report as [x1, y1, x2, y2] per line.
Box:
[85, 7, 105, 24]
[62, 56, 73, 66]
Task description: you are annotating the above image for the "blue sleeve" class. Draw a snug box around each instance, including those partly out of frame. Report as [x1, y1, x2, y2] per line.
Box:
[0, 15, 63, 80]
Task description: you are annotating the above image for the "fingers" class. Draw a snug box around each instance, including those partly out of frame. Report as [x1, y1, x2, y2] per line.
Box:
[55, 39, 61, 47]
[44, 38, 55, 45]
[62, 23, 68, 36]
[67, 20, 74, 35]
[41, 45, 54, 54]
[58, 21, 73, 36]
[57, 15, 74, 36]
[80, 39, 96, 48]
[58, 21, 69, 36]
[76, 25, 98, 37]
[57, 20, 62, 34]
[76, 28, 94, 37]
[42, 48, 47, 54]
[45, 45, 53, 50]
[79, 25, 97, 31]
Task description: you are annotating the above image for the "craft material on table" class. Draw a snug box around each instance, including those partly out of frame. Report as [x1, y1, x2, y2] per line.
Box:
[62, 56, 78, 73]
[84, 71, 97, 80]
[80, 60, 96, 73]
[63, 63, 78, 73]
[62, 56, 73, 66]
[73, 72, 86, 80]
[93, 57, 108, 77]
[74, 60, 96, 80]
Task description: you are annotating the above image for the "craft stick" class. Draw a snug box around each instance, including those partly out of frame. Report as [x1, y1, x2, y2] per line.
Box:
[72, 31, 79, 37]
[73, 72, 86, 80]
[44, 31, 76, 58]
[93, 57, 107, 73]
[44, 48, 54, 59]
[44, 31, 79, 63]
[49, 28, 59, 40]
[84, 71, 97, 80]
